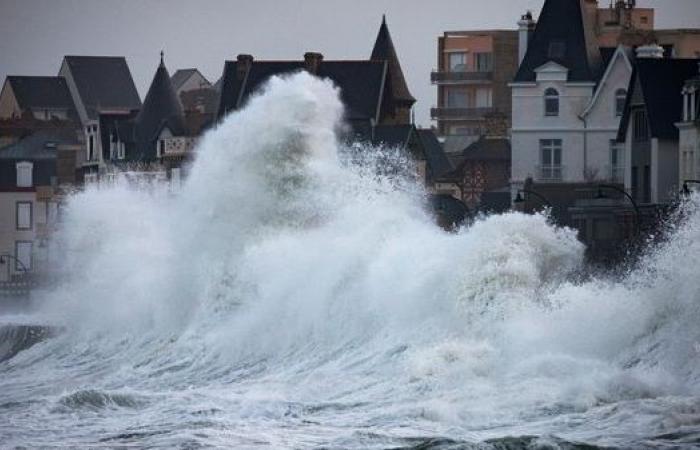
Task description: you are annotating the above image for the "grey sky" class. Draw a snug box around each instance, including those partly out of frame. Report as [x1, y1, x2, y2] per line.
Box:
[1, 0, 699, 127]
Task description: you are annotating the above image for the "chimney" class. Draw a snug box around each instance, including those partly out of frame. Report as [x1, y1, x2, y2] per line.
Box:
[236, 54, 253, 80]
[517, 11, 536, 65]
[636, 43, 664, 59]
[304, 52, 323, 74]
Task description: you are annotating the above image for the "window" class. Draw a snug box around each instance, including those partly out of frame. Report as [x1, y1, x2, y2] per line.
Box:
[476, 88, 492, 107]
[88, 134, 94, 161]
[615, 89, 627, 117]
[540, 139, 563, 180]
[15, 241, 32, 272]
[446, 89, 469, 108]
[610, 140, 625, 182]
[16, 202, 32, 230]
[544, 88, 559, 116]
[118, 142, 125, 160]
[640, 16, 648, 25]
[158, 139, 166, 158]
[16, 161, 33, 187]
[448, 52, 467, 72]
[633, 110, 649, 142]
[474, 53, 493, 72]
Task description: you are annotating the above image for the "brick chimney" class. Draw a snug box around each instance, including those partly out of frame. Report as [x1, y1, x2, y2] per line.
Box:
[517, 11, 536, 65]
[304, 52, 323, 74]
[236, 54, 253, 80]
[636, 43, 664, 59]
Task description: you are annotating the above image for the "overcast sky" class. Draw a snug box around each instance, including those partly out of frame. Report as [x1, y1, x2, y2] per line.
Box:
[1, 0, 699, 126]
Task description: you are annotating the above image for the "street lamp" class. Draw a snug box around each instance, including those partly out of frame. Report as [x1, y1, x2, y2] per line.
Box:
[682, 180, 700, 196]
[514, 189, 552, 208]
[596, 184, 641, 236]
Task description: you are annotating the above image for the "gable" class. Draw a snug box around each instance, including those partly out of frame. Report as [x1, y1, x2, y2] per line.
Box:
[534, 61, 569, 82]
[582, 47, 633, 120]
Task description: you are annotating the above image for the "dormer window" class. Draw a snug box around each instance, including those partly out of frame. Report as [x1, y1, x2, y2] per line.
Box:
[16, 161, 33, 187]
[544, 88, 559, 116]
[615, 89, 627, 117]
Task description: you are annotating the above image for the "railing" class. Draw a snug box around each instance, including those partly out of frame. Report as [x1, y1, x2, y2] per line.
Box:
[431, 70, 493, 83]
[164, 137, 197, 155]
[430, 107, 495, 120]
[536, 165, 565, 182]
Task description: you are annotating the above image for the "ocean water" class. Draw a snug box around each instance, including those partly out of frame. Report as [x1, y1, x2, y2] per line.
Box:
[2, 72, 700, 449]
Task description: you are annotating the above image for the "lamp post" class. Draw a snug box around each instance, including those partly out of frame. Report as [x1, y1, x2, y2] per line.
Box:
[513, 189, 552, 209]
[596, 184, 641, 237]
[682, 180, 700, 196]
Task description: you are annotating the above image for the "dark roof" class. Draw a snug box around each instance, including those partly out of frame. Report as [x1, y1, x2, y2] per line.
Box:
[218, 59, 386, 121]
[429, 194, 468, 227]
[514, 0, 602, 83]
[62, 56, 141, 119]
[0, 128, 79, 160]
[600, 47, 617, 70]
[370, 15, 415, 105]
[135, 57, 186, 146]
[416, 128, 452, 177]
[5, 76, 76, 112]
[618, 58, 700, 141]
[461, 137, 511, 161]
[171, 69, 210, 92]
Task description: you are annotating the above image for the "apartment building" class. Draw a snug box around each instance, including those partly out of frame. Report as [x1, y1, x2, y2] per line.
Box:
[431, 30, 518, 151]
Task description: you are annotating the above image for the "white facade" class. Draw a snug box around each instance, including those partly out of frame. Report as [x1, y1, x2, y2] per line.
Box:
[678, 80, 700, 188]
[511, 47, 632, 196]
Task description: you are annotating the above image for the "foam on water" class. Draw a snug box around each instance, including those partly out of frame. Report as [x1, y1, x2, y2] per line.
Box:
[1, 72, 700, 449]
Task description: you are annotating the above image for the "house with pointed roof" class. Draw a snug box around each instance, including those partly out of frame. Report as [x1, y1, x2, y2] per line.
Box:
[86, 53, 195, 187]
[510, 0, 635, 199]
[677, 63, 700, 190]
[617, 57, 700, 203]
[57, 55, 142, 172]
[0, 76, 78, 122]
[217, 16, 415, 129]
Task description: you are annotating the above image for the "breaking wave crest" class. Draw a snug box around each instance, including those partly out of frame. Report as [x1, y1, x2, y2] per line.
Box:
[1, 72, 700, 448]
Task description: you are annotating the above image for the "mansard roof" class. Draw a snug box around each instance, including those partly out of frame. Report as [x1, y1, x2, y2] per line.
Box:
[514, 0, 602, 83]
[618, 58, 700, 141]
[217, 59, 387, 121]
[370, 15, 415, 105]
[134, 54, 186, 147]
[62, 55, 141, 119]
[4, 76, 77, 113]
[0, 128, 79, 160]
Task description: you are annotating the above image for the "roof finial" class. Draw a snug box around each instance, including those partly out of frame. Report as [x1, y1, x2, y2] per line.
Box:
[160, 50, 164, 66]
[382, 14, 386, 25]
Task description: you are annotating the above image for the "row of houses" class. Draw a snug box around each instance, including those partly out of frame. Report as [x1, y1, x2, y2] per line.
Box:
[0, 17, 459, 286]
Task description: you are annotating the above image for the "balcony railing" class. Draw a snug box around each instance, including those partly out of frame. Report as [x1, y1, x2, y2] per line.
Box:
[430, 106, 495, 120]
[431, 70, 493, 83]
[164, 137, 197, 155]
[536, 165, 565, 182]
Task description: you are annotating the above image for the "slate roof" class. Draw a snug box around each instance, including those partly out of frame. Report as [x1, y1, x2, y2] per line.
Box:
[62, 56, 141, 119]
[618, 58, 700, 141]
[0, 128, 79, 160]
[416, 128, 453, 178]
[170, 69, 208, 92]
[5, 76, 77, 112]
[514, 0, 602, 83]
[135, 57, 186, 145]
[460, 137, 511, 161]
[217, 59, 386, 121]
[370, 15, 415, 105]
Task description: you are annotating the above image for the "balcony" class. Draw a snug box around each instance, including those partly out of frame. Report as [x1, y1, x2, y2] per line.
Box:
[536, 165, 565, 182]
[431, 70, 493, 84]
[430, 107, 495, 120]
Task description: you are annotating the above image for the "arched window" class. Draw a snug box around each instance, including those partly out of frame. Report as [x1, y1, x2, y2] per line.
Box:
[544, 88, 559, 116]
[615, 88, 627, 117]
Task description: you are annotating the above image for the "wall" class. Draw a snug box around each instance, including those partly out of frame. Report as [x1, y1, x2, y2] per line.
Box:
[0, 192, 43, 280]
[0, 82, 21, 119]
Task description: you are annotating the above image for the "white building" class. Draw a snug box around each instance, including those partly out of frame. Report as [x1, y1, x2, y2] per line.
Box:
[510, 0, 632, 197]
[678, 64, 700, 189]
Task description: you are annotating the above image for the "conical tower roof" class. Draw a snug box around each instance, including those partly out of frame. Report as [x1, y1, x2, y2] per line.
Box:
[135, 51, 185, 144]
[371, 15, 415, 105]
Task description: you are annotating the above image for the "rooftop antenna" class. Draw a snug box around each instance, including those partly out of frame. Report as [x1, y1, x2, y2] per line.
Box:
[160, 50, 164, 66]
